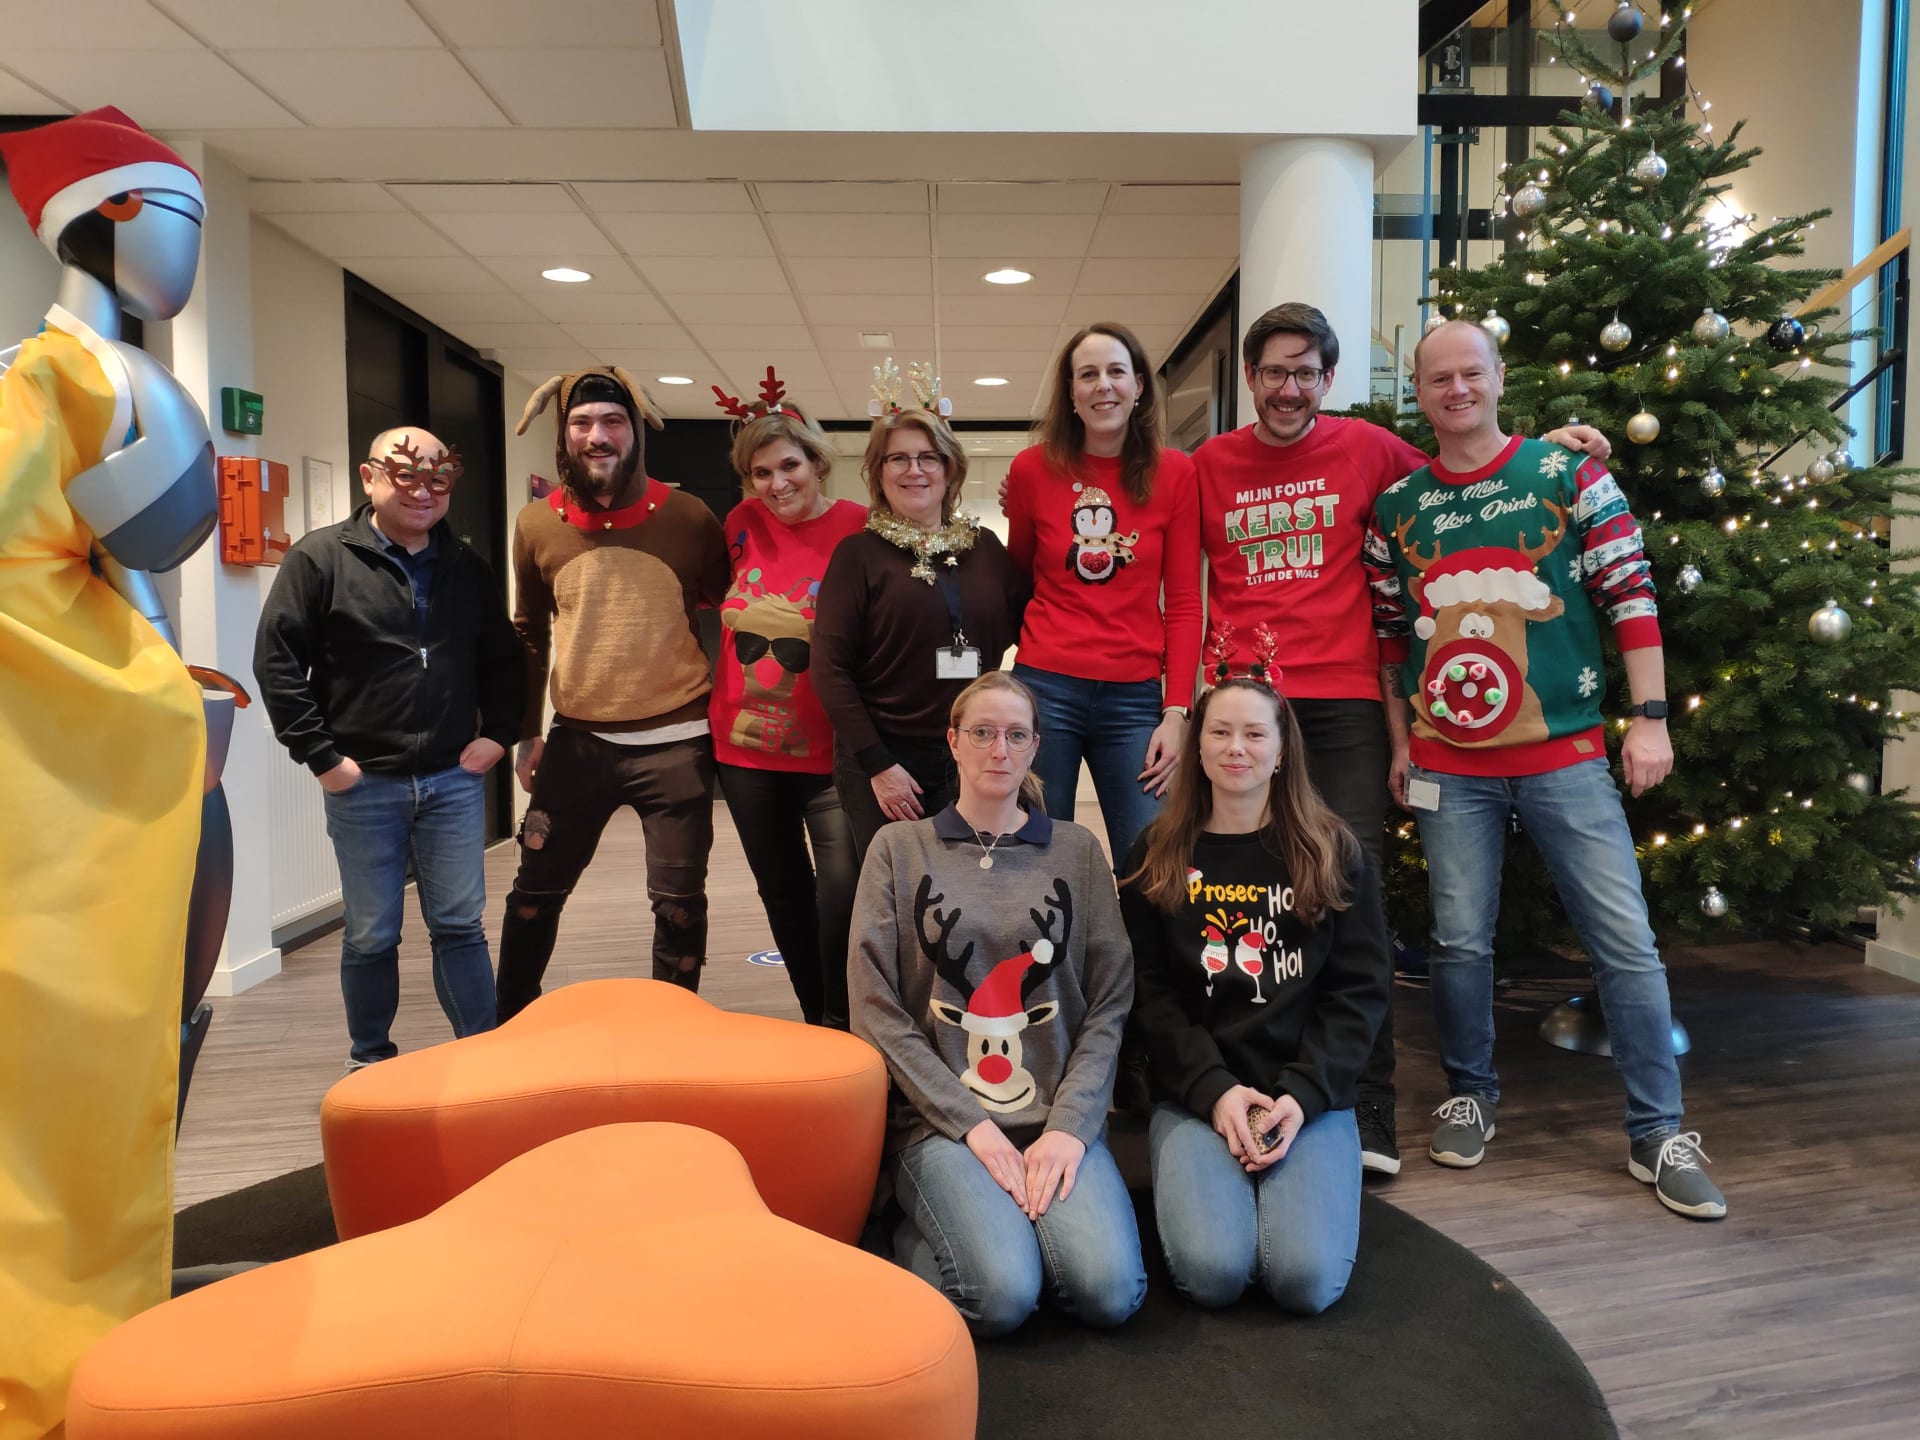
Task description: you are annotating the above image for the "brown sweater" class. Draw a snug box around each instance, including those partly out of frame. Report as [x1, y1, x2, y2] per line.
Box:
[812, 526, 1028, 774]
[512, 479, 729, 737]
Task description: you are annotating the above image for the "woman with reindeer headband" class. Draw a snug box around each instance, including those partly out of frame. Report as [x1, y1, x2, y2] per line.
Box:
[1118, 627, 1390, 1315]
[850, 670, 1145, 1337]
[707, 370, 868, 1029]
[813, 361, 1029, 862]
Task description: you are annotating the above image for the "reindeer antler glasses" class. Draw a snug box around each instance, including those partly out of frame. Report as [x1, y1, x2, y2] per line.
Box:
[369, 436, 464, 495]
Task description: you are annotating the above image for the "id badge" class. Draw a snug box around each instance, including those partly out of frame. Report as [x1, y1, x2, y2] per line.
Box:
[936, 645, 982, 680]
[1405, 776, 1441, 812]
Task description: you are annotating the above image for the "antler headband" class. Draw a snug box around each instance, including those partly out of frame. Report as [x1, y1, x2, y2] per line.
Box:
[712, 365, 808, 428]
[1205, 622, 1285, 691]
[869, 357, 954, 419]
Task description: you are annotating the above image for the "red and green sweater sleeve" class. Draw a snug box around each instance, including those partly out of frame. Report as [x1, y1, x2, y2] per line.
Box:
[1569, 456, 1662, 650]
[1362, 505, 1411, 666]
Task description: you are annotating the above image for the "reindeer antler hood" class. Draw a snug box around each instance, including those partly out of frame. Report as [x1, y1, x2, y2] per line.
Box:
[515, 365, 664, 439]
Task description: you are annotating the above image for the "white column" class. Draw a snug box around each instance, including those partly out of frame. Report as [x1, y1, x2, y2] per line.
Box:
[164, 142, 282, 995]
[1238, 138, 1379, 421]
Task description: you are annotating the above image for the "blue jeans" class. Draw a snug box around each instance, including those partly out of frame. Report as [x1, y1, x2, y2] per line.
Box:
[322, 764, 496, 1065]
[1013, 664, 1166, 862]
[1412, 758, 1684, 1140]
[1149, 1104, 1361, 1315]
[892, 1131, 1147, 1339]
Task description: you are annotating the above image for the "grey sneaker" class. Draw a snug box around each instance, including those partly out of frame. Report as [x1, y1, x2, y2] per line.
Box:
[1629, 1129, 1727, 1219]
[1428, 1095, 1496, 1168]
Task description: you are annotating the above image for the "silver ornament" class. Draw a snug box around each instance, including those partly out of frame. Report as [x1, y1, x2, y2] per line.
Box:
[1627, 410, 1661, 444]
[1678, 563, 1703, 593]
[1845, 771, 1873, 794]
[1600, 318, 1633, 352]
[1700, 887, 1728, 919]
[1608, 1, 1646, 43]
[1809, 599, 1853, 644]
[1424, 311, 1449, 335]
[1692, 307, 1730, 344]
[1480, 309, 1511, 346]
[1632, 150, 1669, 189]
[1828, 448, 1854, 475]
[1808, 456, 1836, 484]
[1512, 181, 1547, 221]
[1699, 467, 1726, 498]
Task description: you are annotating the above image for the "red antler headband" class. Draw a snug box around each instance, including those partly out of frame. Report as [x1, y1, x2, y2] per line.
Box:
[713, 365, 807, 426]
[1205, 621, 1285, 691]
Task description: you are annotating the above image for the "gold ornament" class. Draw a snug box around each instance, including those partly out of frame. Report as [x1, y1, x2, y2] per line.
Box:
[1626, 410, 1661, 444]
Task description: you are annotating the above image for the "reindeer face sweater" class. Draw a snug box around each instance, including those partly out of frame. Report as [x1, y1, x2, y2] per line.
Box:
[849, 807, 1134, 1155]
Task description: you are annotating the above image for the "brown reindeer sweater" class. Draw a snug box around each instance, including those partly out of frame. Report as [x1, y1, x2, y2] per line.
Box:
[512, 480, 730, 738]
[849, 805, 1133, 1156]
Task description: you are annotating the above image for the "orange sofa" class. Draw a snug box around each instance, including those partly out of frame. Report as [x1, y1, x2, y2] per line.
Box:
[68, 1123, 976, 1439]
[320, 978, 887, 1244]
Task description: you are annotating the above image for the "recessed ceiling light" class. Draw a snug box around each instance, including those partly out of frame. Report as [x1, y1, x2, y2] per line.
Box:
[983, 268, 1032, 285]
[541, 266, 592, 283]
[974, 376, 1010, 386]
[657, 375, 693, 385]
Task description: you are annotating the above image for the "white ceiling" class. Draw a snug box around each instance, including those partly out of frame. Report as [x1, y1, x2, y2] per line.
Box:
[1, 0, 1246, 420]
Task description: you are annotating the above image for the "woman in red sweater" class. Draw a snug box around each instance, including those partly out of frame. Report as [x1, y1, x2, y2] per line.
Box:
[710, 408, 869, 1028]
[1005, 323, 1202, 863]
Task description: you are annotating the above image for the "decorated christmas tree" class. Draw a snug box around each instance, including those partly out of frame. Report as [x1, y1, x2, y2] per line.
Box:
[1393, 6, 1920, 944]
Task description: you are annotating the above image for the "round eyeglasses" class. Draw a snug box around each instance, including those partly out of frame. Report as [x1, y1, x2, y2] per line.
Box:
[957, 724, 1037, 752]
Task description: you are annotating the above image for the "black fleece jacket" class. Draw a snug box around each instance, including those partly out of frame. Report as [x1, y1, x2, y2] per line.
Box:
[254, 504, 525, 777]
[1119, 830, 1390, 1124]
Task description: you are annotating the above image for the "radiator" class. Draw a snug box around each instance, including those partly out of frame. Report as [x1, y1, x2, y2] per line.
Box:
[266, 750, 340, 928]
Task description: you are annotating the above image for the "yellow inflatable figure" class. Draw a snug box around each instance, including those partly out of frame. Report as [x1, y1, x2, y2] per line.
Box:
[0, 109, 212, 1439]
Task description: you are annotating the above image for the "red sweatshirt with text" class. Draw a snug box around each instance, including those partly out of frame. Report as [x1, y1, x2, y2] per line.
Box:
[1194, 418, 1428, 699]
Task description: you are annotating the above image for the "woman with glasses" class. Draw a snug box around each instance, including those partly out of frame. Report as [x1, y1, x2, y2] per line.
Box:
[1004, 322, 1201, 862]
[814, 403, 1028, 862]
[709, 405, 869, 1028]
[1117, 664, 1389, 1316]
[850, 671, 1146, 1337]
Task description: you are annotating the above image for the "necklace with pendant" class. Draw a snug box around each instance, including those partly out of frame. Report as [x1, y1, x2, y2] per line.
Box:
[974, 829, 1003, 870]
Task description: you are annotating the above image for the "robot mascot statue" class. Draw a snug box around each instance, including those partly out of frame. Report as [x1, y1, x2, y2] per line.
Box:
[0, 107, 241, 1438]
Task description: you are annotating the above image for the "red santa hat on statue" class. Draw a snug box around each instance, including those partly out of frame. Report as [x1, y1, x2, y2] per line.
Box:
[957, 942, 1054, 1037]
[0, 106, 202, 249]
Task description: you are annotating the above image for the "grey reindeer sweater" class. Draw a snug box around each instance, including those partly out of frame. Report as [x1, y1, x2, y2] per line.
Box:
[849, 805, 1133, 1156]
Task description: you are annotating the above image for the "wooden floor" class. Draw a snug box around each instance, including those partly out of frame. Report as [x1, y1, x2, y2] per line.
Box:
[176, 796, 1920, 1440]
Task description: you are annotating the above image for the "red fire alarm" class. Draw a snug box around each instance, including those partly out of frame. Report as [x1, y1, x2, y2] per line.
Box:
[217, 456, 291, 566]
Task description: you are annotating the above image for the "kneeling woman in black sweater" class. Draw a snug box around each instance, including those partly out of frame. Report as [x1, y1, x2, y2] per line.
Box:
[1119, 674, 1389, 1314]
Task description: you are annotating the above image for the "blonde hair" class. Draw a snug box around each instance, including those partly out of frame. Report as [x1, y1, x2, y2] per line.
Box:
[949, 672, 1046, 813]
[730, 410, 835, 498]
[862, 409, 969, 522]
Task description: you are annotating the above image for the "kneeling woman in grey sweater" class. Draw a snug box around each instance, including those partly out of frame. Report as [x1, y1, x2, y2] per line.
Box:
[849, 671, 1146, 1338]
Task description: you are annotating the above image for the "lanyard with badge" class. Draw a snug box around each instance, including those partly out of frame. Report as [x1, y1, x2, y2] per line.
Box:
[932, 568, 981, 679]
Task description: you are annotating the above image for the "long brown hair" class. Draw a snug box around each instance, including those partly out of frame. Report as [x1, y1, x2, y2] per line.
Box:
[1038, 322, 1163, 507]
[862, 409, 968, 522]
[1122, 679, 1357, 924]
[949, 672, 1046, 814]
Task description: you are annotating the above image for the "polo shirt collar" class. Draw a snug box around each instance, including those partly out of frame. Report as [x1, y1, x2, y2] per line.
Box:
[932, 803, 1053, 845]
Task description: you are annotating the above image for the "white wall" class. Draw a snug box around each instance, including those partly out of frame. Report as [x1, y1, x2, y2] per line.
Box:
[0, 201, 58, 346]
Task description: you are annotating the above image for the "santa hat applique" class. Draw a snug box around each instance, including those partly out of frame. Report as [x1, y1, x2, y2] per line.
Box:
[958, 941, 1054, 1037]
[0, 107, 202, 248]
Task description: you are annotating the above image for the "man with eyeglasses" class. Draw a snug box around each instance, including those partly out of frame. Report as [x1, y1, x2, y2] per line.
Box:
[256, 426, 525, 1070]
[1193, 303, 1609, 1178]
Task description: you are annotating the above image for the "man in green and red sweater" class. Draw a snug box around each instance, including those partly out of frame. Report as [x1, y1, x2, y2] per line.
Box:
[1363, 320, 1725, 1220]
[1194, 302, 1608, 1177]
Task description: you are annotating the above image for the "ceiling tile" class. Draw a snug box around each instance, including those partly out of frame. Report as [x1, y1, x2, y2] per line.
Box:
[527, 291, 672, 325]
[346, 256, 506, 294]
[940, 292, 1070, 326]
[942, 352, 1056, 378]
[1108, 184, 1241, 214]
[595, 350, 716, 372]
[603, 213, 772, 258]
[769, 213, 929, 258]
[459, 47, 675, 128]
[710, 350, 830, 380]
[164, 0, 440, 46]
[1067, 293, 1214, 326]
[936, 213, 1099, 259]
[936, 258, 1075, 296]
[480, 257, 650, 292]
[261, 211, 460, 258]
[0, 70, 62, 112]
[1075, 258, 1235, 294]
[812, 325, 937, 358]
[940, 325, 1063, 351]
[411, 0, 661, 46]
[806, 295, 934, 326]
[1090, 213, 1240, 259]
[428, 212, 617, 258]
[0, 1, 199, 46]
[251, 182, 401, 213]
[447, 320, 575, 349]
[636, 256, 791, 294]
[787, 257, 932, 294]
[405, 292, 547, 325]
[7, 50, 300, 128]
[562, 323, 695, 350]
[227, 49, 509, 127]
[689, 323, 814, 350]
[671, 293, 803, 326]
[937, 183, 1108, 214]
[576, 182, 755, 214]
[498, 346, 599, 372]
[755, 182, 929, 214]
[389, 183, 580, 214]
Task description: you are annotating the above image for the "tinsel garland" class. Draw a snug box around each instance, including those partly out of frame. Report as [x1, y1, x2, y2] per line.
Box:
[866, 508, 979, 582]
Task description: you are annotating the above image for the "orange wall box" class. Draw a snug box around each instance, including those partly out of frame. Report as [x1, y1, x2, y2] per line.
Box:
[217, 456, 291, 566]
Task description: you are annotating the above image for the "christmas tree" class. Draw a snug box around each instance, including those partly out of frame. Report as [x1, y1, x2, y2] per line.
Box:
[1395, 7, 1920, 944]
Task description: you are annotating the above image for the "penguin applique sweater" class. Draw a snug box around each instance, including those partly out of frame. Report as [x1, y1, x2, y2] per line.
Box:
[849, 806, 1134, 1155]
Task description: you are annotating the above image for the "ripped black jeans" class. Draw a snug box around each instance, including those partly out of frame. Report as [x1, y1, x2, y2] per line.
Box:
[495, 726, 715, 1022]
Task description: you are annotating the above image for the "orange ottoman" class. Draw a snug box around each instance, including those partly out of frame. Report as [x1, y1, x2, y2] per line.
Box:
[69, 1123, 975, 1439]
[321, 978, 886, 1244]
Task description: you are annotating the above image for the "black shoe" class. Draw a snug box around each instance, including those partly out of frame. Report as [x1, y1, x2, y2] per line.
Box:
[1357, 1094, 1401, 1176]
